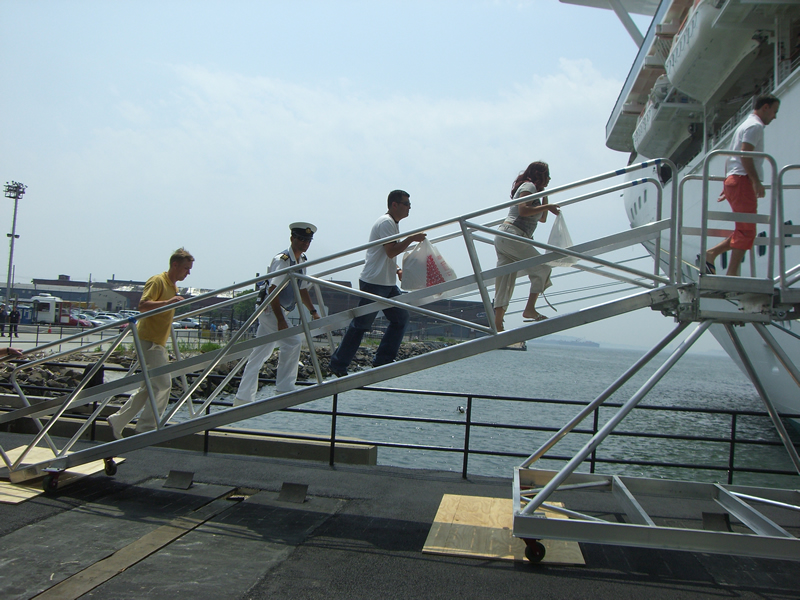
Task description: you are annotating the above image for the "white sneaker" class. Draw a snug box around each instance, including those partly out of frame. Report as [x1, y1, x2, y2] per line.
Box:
[107, 414, 124, 440]
[233, 396, 251, 407]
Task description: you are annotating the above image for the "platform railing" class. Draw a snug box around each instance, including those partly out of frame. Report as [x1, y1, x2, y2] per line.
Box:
[698, 149, 780, 281]
[778, 164, 800, 294]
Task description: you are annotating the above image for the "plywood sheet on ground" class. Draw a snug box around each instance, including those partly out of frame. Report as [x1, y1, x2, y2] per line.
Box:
[0, 446, 123, 504]
[423, 494, 584, 565]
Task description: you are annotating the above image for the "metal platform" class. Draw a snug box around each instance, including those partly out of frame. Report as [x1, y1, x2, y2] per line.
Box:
[511, 151, 800, 563]
[513, 468, 800, 561]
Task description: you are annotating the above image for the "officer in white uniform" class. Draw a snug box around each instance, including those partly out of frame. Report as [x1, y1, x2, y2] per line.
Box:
[234, 222, 320, 405]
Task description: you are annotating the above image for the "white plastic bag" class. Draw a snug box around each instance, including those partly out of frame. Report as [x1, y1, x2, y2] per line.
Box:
[547, 213, 579, 267]
[401, 239, 457, 291]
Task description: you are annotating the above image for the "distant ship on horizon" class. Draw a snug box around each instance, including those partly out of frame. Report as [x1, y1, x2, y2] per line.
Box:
[529, 336, 600, 349]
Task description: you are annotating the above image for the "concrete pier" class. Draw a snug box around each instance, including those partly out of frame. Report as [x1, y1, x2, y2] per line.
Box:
[0, 431, 797, 600]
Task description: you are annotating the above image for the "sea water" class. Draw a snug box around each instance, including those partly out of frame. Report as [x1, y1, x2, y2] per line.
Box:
[216, 344, 800, 488]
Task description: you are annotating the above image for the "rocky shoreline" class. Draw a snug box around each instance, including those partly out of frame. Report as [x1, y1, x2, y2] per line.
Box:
[0, 341, 451, 400]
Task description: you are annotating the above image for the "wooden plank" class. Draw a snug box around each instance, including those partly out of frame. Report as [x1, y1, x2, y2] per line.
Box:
[423, 494, 585, 565]
[0, 446, 123, 504]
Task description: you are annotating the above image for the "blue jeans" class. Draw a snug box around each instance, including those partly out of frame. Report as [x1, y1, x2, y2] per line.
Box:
[330, 280, 409, 371]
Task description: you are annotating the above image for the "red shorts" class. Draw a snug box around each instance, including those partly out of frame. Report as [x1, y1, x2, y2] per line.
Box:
[720, 174, 757, 250]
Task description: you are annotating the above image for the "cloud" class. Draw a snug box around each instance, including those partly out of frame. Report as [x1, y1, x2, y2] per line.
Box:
[17, 57, 629, 296]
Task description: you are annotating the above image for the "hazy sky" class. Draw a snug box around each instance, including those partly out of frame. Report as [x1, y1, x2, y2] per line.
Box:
[1, 1, 723, 352]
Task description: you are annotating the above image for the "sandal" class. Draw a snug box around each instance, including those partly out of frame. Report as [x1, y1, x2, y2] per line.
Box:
[696, 254, 716, 275]
[523, 314, 548, 322]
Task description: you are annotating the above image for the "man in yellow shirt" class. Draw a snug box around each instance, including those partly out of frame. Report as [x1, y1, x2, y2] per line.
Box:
[108, 248, 194, 437]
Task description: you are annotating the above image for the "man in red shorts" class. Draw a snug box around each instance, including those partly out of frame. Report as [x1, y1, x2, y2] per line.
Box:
[705, 94, 780, 276]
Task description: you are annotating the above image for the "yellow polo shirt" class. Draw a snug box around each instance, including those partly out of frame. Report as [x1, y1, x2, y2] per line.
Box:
[137, 271, 178, 346]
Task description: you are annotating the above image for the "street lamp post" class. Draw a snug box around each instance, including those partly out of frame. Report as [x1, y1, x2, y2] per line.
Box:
[4, 181, 26, 305]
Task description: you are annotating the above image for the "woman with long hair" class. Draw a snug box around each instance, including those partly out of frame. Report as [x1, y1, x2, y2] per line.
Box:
[493, 161, 560, 331]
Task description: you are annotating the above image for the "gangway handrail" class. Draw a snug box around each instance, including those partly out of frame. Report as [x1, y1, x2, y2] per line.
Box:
[678, 171, 785, 283]
[10, 158, 678, 367]
[778, 164, 800, 294]
[0, 159, 682, 484]
[466, 218, 672, 287]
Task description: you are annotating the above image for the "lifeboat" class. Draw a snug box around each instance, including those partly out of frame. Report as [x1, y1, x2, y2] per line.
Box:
[664, 0, 761, 105]
[632, 75, 701, 159]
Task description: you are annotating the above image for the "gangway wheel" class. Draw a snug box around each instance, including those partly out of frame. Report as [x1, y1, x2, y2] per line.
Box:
[523, 538, 546, 563]
[103, 458, 117, 476]
[42, 470, 61, 495]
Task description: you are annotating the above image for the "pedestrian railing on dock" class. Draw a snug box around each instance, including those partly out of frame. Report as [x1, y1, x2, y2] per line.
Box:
[5, 379, 796, 488]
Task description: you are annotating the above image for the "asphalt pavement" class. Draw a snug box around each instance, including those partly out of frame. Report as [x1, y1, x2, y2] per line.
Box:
[0, 431, 798, 600]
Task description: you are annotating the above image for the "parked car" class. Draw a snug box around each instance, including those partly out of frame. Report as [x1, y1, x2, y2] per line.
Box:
[98, 312, 124, 320]
[90, 314, 120, 327]
[76, 313, 96, 326]
[173, 317, 200, 329]
[70, 316, 93, 327]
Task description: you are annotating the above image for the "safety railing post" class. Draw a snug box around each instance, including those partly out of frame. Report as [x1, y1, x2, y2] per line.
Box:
[591, 405, 600, 474]
[129, 324, 162, 430]
[170, 326, 192, 416]
[204, 404, 210, 454]
[727, 412, 738, 485]
[461, 395, 472, 479]
[329, 393, 338, 466]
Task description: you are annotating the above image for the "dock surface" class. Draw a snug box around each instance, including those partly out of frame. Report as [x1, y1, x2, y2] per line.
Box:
[0, 431, 797, 600]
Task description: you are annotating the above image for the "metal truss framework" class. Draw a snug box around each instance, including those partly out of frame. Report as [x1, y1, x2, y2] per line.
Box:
[512, 154, 800, 563]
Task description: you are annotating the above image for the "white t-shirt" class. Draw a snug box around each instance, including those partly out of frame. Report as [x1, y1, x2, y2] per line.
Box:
[360, 213, 400, 286]
[727, 112, 766, 181]
[504, 181, 542, 237]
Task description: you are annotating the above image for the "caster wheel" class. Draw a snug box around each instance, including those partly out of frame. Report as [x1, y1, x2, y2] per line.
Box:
[103, 458, 117, 476]
[524, 540, 546, 563]
[43, 473, 59, 495]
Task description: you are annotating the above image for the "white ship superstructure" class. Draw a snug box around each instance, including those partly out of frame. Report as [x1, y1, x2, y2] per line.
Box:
[564, 0, 800, 417]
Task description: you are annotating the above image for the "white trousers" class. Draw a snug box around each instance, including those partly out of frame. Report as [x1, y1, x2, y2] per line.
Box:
[235, 309, 302, 404]
[111, 341, 172, 433]
[494, 227, 552, 311]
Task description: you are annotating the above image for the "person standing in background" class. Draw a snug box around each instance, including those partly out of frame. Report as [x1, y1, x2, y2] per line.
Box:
[8, 305, 20, 338]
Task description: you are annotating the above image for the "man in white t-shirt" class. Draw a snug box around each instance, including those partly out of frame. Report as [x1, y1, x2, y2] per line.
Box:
[705, 94, 780, 276]
[329, 190, 426, 375]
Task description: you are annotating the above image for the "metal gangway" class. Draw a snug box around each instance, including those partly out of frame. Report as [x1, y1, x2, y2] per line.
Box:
[1, 155, 799, 560]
